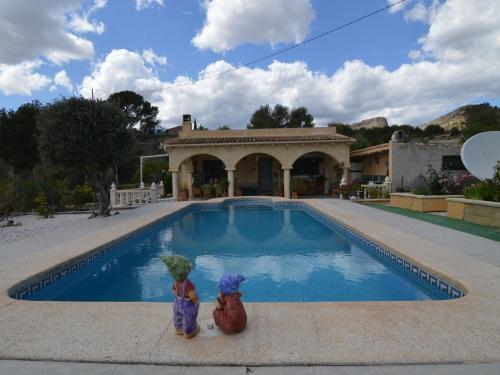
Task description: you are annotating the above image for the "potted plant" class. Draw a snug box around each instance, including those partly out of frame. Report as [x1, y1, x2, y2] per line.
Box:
[214, 181, 223, 197]
[332, 162, 344, 196]
[291, 177, 300, 199]
[315, 175, 327, 195]
[220, 177, 229, 197]
[180, 183, 189, 201]
[201, 184, 212, 198]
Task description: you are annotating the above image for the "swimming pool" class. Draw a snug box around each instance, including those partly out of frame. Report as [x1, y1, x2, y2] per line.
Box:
[14, 200, 464, 302]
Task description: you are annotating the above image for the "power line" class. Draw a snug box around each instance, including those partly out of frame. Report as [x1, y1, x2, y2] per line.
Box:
[93, 0, 406, 97]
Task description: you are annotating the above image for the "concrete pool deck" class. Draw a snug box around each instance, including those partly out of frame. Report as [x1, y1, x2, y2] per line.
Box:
[0, 198, 499, 366]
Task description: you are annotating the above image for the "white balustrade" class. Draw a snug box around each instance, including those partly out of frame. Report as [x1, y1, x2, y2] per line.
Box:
[109, 184, 161, 208]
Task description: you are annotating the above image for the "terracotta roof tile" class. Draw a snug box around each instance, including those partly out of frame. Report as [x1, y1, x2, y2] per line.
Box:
[166, 134, 351, 145]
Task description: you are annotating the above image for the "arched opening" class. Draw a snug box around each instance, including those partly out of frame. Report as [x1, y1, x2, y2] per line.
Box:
[234, 153, 283, 196]
[178, 154, 227, 199]
[291, 152, 340, 197]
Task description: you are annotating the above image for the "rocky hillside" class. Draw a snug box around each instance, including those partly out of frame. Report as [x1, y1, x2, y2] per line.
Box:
[350, 117, 388, 129]
[422, 106, 469, 131]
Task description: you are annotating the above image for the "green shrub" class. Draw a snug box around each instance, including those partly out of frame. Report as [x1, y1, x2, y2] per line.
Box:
[0, 176, 41, 212]
[367, 186, 381, 199]
[410, 165, 457, 195]
[73, 184, 95, 209]
[40, 178, 71, 211]
[411, 175, 432, 195]
[132, 158, 169, 184]
[34, 192, 51, 218]
[162, 173, 172, 195]
[464, 182, 499, 202]
[118, 182, 139, 189]
[463, 161, 500, 202]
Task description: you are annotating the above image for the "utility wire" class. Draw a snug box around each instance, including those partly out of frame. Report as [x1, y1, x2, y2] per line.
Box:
[93, 0, 406, 96]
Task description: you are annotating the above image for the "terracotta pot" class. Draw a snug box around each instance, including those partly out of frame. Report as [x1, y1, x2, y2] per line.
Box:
[180, 189, 189, 201]
[291, 191, 298, 199]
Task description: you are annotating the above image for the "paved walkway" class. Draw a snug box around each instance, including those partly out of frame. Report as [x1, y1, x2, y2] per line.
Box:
[318, 199, 500, 266]
[0, 201, 177, 263]
[1, 360, 500, 374]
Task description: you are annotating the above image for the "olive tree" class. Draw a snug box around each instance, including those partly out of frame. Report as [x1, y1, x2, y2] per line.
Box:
[38, 97, 134, 216]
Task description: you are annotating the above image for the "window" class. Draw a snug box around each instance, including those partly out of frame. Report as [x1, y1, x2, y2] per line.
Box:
[442, 155, 466, 170]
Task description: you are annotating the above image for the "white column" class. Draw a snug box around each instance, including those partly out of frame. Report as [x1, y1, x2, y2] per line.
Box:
[109, 183, 117, 207]
[283, 168, 291, 199]
[187, 171, 193, 199]
[139, 156, 144, 187]
[227, 169, 235, 197]
[150, 182, 158, 203]
[172, 171, 179, 201]
[343, 166, 350, 184]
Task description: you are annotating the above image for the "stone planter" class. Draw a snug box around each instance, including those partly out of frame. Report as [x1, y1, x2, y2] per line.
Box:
[447, 198, 500, 227]
[390, 193, 463, 212]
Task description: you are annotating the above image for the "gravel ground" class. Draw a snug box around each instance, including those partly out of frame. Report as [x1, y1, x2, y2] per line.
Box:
[0, 214, 89, 246]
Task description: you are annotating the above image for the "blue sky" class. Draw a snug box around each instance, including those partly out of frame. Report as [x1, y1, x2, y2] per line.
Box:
[1, 0, 499, 128]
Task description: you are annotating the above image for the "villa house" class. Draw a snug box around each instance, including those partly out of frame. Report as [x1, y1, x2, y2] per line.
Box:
[163, 115, 353, 200]
[350, 131, 467, 190]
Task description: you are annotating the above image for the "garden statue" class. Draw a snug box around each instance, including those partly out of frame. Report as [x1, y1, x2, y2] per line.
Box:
[160, 255, 200, 339]
[213, 273, 247, 334]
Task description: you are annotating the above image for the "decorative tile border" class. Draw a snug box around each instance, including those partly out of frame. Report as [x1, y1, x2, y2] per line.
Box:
[10, 199, 465, 301]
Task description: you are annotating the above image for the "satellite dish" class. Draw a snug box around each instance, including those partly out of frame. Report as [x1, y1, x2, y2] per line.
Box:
[461, 131, 500, 180]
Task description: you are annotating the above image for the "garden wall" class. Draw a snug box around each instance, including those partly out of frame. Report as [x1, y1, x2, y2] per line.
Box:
[447, 198, 500, 227]
[390, 193, 463, 212]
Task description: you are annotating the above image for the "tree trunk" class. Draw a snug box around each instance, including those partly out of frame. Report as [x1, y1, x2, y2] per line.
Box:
[88, 169, 112, 217]
[96, 183, 111, 216]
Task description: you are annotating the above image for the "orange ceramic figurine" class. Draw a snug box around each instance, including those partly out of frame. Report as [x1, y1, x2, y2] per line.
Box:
[213, 273, 247, 334]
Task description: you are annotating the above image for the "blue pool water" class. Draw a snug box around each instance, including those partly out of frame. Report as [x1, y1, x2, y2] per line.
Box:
[28, 202, 449, 302]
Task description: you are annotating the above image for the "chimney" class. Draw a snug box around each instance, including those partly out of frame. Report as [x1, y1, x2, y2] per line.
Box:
[182, 114, 192, 132]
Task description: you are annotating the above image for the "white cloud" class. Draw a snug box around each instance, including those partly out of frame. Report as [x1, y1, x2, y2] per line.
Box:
[79, 49, 164, 98]
[404, 1, 428, 22]
[68, 0, 107, 35]
[0, 61, 51, 95]
[388, 0, 414, 13]
[52, 70, 74, 92]
[81, 0, 500, 128]
[408, 49, 424, 61]
[136, 0, 164, 11]
[68, 16, 105, 34]
[0, 0, 98, 65]
[142, 49, 167, 66]
[192, 0, 315, 52]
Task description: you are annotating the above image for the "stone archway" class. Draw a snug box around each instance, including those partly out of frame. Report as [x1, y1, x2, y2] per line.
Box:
[291, 151, 343, 197]
[175, 153, 228, 200]
[234, 153, 284, 196]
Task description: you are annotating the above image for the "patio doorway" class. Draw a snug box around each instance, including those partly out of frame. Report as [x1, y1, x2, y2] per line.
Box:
[291, 152, 338, 196]
[234, 153, 283, 196]
[258, 158, 273, 193]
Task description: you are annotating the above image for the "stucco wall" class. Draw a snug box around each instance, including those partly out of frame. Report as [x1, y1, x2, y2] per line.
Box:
[389, 141, 463, 190]
[360, 152, 389, 177]
[167, 142, 351, 171]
